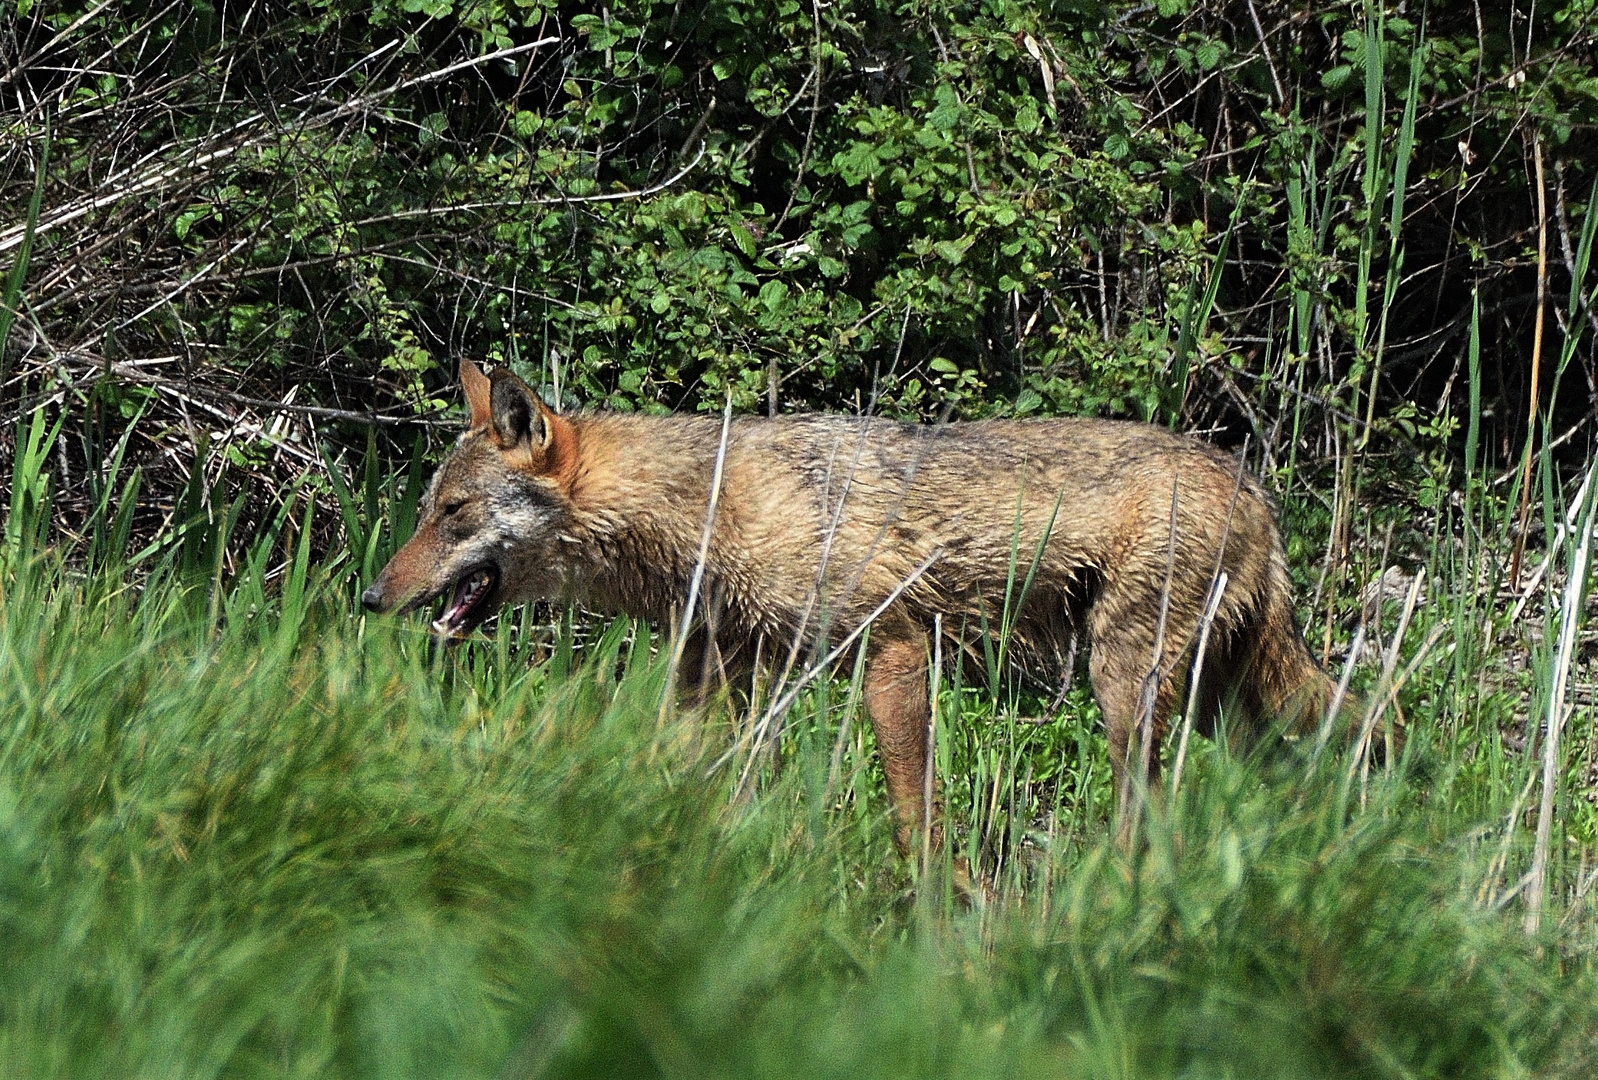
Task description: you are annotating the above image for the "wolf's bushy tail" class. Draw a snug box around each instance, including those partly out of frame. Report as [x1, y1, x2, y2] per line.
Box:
[1247, 560, 1341, 731]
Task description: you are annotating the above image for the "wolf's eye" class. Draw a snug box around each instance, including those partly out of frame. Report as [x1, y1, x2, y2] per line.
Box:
[441, 499, 467, 517]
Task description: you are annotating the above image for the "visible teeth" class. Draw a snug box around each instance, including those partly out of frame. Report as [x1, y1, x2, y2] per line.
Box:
[431, 571, 493, 635]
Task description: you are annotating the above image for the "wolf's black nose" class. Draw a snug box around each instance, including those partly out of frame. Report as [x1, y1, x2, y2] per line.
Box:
[360, 585, 383, 612]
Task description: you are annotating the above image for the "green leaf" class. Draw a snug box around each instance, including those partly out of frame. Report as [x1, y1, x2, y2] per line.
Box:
[510, 110, 541, 138]
[174, 206, 210, 241]
[758, 280, 789, 312]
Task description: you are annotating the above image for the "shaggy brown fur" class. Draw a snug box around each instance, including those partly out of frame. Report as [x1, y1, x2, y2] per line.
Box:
[364, 361, 1337, 855]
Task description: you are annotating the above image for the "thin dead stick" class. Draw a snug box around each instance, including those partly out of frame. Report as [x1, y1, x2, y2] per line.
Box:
[52, 356, 453, 428]
[825, 628, 871, 797]
[112, 236, 253, 331]
[733, 68, 815, 167]
[1509, 134, 1550, 588]
[0, 0, 119, 88]
[770, 0, 826, 237]
[1525, 461, 1597, 935]
[1127, 476, 1180, 839]
[1557, 860, 1598, 931]
[1170, 570, 1228, 800]
[1210, 439, 1250, 585]
[1314, 621, 1367, 763]
[720, 548, 943, 783]
[1367, 621, 1447, 721]
[741, 632, 767, 759]
[1508, 463, 1595, 624]
[551, 140, 707, 206]
[1492, 414, 1592, 488]
[1244, 0, 1287, 104]
[764, 560, 949, 724]
[1038, 629, 1079, 726]
[757, 411, 953, 760]
[1315, 427, 1346, 665]
[355, 140, 707, 221]
[922, 613, 943, 877]
[1494, 870, 1541, 911]
[1164, 447, 1249, 795]
[752, 421, 883, 751]
[1329, 620, 1446, 784]
[0, 138, 248, 253]
[1553, 157, 1598, 343]
[1481, 762, 1545, 908]
[1348, 568, 1425, 804]
[660, 395, 734, 721]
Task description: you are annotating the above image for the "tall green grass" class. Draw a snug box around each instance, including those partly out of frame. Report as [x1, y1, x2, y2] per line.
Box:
[0, 544, 1595, 1078]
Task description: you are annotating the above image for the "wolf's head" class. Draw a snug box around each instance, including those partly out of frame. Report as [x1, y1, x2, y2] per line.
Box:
[361, 360, 579, 638]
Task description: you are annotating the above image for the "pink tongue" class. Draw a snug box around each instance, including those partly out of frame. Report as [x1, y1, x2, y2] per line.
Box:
[435, 574, 484, 630]
[443, 593, 472, 625]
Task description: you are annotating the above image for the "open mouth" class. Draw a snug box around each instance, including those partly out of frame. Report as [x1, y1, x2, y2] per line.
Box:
[429, 565, 500, 639]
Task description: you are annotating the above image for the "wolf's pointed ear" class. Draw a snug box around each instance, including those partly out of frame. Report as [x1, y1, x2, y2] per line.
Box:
[488, 368, 547, 449]
[487, 368, 575, 478]
[460, 359, 493, 430]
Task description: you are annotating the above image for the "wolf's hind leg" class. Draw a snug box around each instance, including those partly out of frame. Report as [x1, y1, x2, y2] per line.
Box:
[1088, 608, 1194, 841]
[863, 625, 938, 858]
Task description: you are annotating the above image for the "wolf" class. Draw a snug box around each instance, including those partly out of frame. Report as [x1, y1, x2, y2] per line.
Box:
[363, 360, 1338, 855]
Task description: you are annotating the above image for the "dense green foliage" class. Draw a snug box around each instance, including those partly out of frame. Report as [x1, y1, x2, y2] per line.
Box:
[4, 2, 1595, 462]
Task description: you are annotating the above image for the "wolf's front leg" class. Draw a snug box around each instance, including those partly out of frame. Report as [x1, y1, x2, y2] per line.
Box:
[863, 625, 941, 857]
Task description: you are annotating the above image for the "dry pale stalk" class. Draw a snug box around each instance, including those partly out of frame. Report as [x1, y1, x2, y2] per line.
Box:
[1525, 458, 1598, 935]
[922, 613, 943, 878]
[660, 395, 734, 722]
[1170, 570, 1228, 799]
[1348, 568, 1425, 805]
